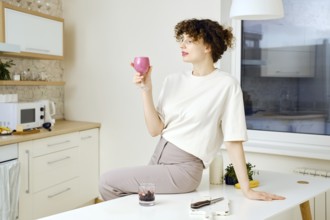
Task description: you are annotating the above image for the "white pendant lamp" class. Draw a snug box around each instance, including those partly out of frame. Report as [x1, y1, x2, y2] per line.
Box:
[230, 0, 284, 20]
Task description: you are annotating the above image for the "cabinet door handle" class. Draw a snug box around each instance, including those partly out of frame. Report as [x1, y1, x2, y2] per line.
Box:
[25, 47, 50, 53]
[81, 135, 92, 140]
[47, 140, 70, 147]
[48, 187, 71, 198]
[25, 150, 30, 194]
[275, 71, 300, 74]
[47, 156, 71, 165]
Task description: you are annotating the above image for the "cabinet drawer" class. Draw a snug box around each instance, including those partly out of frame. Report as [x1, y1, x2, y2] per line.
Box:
[31, 147, 79, 193]
[80, 128, 98, 141]
[31, 132, 79, 157]
[32, 178, 80, 219]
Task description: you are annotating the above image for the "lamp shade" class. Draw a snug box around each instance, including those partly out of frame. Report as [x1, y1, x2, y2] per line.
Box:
[230, 0, 284, 20]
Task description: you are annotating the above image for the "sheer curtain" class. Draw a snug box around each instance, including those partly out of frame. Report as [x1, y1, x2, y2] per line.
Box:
[0, 160, 20, 220]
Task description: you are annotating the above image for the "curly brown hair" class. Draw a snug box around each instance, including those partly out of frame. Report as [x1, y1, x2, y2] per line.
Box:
[174, 18, 234, 62]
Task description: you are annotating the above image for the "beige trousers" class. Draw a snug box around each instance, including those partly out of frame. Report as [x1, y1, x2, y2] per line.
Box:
[99, 137, 204, 201]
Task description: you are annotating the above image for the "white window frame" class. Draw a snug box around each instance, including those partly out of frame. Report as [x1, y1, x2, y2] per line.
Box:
[219, 1, 330, 160]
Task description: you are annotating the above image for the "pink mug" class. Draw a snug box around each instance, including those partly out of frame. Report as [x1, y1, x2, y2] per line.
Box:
[133, 57, 150, 74]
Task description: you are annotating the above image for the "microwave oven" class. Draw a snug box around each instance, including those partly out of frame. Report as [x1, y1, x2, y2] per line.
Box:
[0, 102, 45, 130]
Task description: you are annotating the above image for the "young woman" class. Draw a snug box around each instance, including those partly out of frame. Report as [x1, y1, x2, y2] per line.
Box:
[99, 18, 285, 201]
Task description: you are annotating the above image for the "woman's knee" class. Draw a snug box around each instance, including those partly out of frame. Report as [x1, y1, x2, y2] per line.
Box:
[98, 172, 110, 200]
[98, 170, 133, 200]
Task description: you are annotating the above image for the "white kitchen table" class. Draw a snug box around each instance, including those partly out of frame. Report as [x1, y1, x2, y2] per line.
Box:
[38, 170, 330, 220]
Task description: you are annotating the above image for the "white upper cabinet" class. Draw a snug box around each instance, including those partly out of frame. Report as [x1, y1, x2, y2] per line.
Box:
[261, 46, 315, 78]
[0, 2, 64, 60]
[5, 9, 63, 57]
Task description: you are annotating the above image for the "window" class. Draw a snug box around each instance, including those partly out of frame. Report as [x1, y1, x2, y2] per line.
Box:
[241, 0, 330, 136]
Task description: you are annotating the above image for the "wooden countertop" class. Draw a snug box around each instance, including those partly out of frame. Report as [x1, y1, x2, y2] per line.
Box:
[0, 120, 101, 146]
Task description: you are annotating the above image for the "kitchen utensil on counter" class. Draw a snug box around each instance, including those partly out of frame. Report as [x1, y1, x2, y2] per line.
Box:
[38, 100, 56, 127]
[190, 197, 224, 209]
[13, 129, 40, 135]
[42, 122, 52, 131]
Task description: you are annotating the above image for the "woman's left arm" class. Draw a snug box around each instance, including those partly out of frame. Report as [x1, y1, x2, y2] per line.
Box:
[224, 141, 286, 201]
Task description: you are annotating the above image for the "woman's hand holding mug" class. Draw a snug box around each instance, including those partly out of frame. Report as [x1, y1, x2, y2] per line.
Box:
[132, 57, 152, 91]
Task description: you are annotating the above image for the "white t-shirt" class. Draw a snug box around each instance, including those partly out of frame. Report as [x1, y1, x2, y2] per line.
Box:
[157, 69, 248, 167]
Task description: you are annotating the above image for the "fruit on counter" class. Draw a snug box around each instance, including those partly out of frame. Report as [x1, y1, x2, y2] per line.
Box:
[0, 126, 12, 134]
[0, 126, 11, 131]
[234, 180, 259, 189]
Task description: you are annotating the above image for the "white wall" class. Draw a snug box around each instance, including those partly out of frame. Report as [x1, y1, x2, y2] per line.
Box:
[62, 0, 221, 174]
[62, 2, 330, 219]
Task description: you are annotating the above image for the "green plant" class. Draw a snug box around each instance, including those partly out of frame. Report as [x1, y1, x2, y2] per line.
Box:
[224, 162, 258, 185]
[0, 59, 15, 80]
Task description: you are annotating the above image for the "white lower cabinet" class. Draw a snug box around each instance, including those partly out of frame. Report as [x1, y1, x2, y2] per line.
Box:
[18, 129, 99, 220]
[78, 129, 99, 202]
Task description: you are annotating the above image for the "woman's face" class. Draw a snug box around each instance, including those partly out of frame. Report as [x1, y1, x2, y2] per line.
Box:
[178, 34, 211, 64]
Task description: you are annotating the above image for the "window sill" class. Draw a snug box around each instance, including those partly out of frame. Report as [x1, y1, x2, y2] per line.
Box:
[226, 130, 330, 160]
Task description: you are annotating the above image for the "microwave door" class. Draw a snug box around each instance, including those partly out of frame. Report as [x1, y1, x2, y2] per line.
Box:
[20, 108, 36, 129]
[20, 108, 36, 125]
